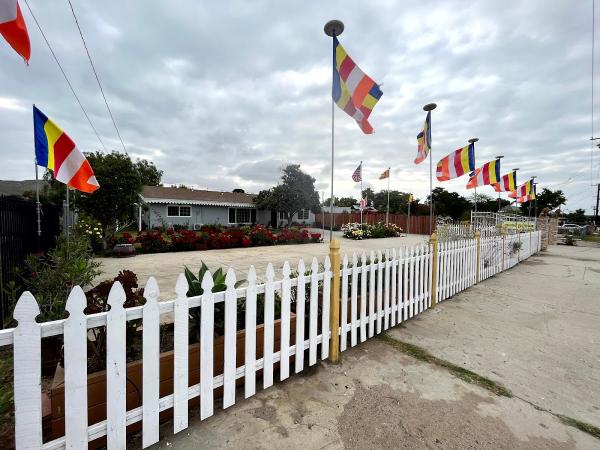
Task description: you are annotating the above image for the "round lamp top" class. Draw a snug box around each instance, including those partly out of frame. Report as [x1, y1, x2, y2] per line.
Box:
[468, 138, 479, 143]
[423, 103, 437, 111]
[324, 20, 344, 37]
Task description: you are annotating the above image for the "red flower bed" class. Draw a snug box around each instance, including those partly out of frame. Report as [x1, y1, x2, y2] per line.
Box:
[133, 226, 321, 254]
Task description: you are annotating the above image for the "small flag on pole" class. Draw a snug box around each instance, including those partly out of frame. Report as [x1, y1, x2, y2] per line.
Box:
[33, 105, 100, 193]
[359, 197, 367, 209]
[493, 171, 517, 192]
[509, 179, 533, 199]
[0, 0, 31, 63]
[414, 111, 431, 164]
[379, 168, 389, 180]
[466, 159, 501, 189]
[435, 143, 475, 181]
[517, 193, 536, 203]
[332, 36, 383, 134]
[352, 163, 362, 182]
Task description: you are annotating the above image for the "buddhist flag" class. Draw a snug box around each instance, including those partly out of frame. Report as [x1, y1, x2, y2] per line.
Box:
[493, 171, 517, 192]
[33, 105, 99, 193]
[332, 36, 383, 134]
[436, 143, 474, 181]
[509, 179, 533, 199]
[0, 0, 30, 63]
[379, 168, 389, 180]
[466, 159, 501, 189]
[415, 111, 431, 164]
[517, 193, 536, 203]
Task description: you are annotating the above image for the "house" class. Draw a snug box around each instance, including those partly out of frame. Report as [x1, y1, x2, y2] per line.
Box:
[139, 186, 316, 229]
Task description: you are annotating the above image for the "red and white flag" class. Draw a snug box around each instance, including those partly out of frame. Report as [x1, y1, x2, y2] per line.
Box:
[352, 163, 362, 182]
[0, 0, 31, 63]
[359, 198, 367, 209]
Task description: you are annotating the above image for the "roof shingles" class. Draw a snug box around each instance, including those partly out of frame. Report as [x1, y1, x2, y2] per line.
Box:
[141, 186, 257, 207]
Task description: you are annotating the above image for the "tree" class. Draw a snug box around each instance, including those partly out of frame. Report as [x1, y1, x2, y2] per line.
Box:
[323, 196, 356, 207]
[429, 187, 471, 220]
[44, 151, 162, 233]
[468, 193, 510, 212]
[519, 188, 566, 216]
[564, 208, 587, 223]
[254, 164, 321, 223]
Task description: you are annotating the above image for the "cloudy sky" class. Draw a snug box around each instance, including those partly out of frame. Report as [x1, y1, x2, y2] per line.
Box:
[1, 0, 598, 212]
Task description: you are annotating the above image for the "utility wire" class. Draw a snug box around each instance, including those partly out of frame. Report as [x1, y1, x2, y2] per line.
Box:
[67, 0, 127, 153]
[22, 0, 107, 151]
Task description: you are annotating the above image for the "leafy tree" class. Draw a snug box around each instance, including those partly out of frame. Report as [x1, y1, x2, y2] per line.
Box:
[43, 152, 162, 233]
[563, 208, 587, 223]
[468, 193, 510, 212]
[254, 164, 321, 222]
[519, 188, 566, 215]
[429, 187, 471, 220]
[323, 196, 356, 207]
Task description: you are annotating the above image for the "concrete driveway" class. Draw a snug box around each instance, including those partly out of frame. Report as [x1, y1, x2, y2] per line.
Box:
[96, 232, 428, 299]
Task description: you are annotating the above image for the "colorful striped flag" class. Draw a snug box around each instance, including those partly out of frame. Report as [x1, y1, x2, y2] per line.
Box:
[435, 143, 474, 181]
[466, 159, 501, 189]
[508, 179, 533, 199]
[517, 192, 536, 203]
[352, 163, 362, 182]
[379, 168, 389, 180]
[0, 0, 30, 63]
[332, 36, 383, 134]
[33, 105, 99, 194]
[415, 111, 431, 164]
[492, 171, 517, 192]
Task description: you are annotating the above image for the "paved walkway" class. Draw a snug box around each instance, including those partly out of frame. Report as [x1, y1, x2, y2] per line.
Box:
[97, 232, 428, 299]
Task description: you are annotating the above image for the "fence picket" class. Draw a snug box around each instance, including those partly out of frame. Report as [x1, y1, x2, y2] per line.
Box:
[403, 247, 409, 320]
[360, 253, 368, 342]
[397, 248, 404, 322]
[173, 274, 189, 433]
[245, 266, 257, 396]
[368, 251, 376, 338]
[223, 269, 237, 408]
[309, 258, 319, 365]
[376, 250, 383, 333]
[321, 256, 331, 360]
[409, 247, 416, 317]
[106, 282, 127, 450]
[383, 249, 391, 330]
[418, 246, 425, 314]
[13, 292, 42, 449]
[280, 262, 291, 380]
[64, 286, 88, 449]
[391, 248, 397, 326]
[200, 272, 215, 420]
[142, 278, 160, 447]
[294, 260, 306, 373]
[263, 264, 275, 388]
[350, 253, 359, 347]
[340, 255, 349, 351]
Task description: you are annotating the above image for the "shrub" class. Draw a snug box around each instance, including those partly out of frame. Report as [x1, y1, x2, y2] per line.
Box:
[136, 230, 170, 253]
[342, 222, 402, 240]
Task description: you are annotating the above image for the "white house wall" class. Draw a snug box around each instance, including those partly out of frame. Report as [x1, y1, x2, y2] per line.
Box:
[144, 204, 269, 229]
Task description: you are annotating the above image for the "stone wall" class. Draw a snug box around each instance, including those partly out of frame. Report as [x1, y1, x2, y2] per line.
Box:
[537, 217, 559, 250]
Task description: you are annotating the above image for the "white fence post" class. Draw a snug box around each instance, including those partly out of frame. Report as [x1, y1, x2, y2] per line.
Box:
[173, 273, 189, 433]
[280, 263, 291, 381]
[13, 292, 42, 450]
[64, 286, 89, 449]
[142, 277, 160, 447]
[294, 260, 305, 373]
[245, 266, 258, 393]
[200, 271, 215, 420]
[223, 268, 238, 408]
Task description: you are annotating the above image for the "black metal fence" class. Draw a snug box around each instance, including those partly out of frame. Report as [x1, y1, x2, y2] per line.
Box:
[0, 195, 60, 327]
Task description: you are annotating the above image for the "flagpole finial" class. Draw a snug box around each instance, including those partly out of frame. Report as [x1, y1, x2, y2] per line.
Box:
[324, 20, 344, 37]
[423, 103, 437, 111]
[468, 137, 479, 144]
[512, 168, 519, 171]
[495, 155, 504, 160]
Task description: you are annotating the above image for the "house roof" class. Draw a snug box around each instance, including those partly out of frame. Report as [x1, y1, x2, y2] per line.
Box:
[140, 186, 257, 208]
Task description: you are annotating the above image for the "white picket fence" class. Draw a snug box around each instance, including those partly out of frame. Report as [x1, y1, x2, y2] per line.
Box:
[1, 231, 542, 449]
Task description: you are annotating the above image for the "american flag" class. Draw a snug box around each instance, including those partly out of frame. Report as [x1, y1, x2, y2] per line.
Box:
[352, 163, 362, 182]
[360, 198, 367, 208]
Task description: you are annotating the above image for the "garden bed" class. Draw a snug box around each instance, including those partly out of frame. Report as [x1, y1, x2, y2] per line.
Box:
[341, 222, 402, 240]
[112, 225, 321, 254]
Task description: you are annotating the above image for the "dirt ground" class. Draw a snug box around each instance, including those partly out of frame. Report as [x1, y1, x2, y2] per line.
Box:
[140, 245, 600, 450]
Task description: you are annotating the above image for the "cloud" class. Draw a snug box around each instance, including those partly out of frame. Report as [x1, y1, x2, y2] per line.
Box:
[0, 0, 597, 212]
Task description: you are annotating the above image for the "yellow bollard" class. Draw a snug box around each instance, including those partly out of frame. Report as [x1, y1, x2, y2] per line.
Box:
[475, 230, 481, 283]
[430, 232, 438, 307]
[328, 239, 341, 363]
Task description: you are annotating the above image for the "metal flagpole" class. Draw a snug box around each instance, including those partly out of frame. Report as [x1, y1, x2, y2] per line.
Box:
[66, 185, 70, 240]
[321, 191, 325, 237]
[325, 20, 344, 243]
[360, 161, 363, 228]
[35, 160, 42, 251]
[423, 103, 437, 234]
[386, 167, 390, 225]
[469, 138, 479, 213]
[407, 195, 411, 234]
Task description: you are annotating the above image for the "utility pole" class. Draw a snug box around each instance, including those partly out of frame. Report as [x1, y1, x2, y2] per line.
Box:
[595, 184, 600, 226]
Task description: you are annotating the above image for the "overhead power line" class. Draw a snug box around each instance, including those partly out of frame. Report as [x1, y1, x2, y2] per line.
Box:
[22, 0, 107, 151]
[67, 0, 128, 153]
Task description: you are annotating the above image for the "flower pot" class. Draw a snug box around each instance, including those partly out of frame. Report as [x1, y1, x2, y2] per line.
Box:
[50, 316, 295, 449]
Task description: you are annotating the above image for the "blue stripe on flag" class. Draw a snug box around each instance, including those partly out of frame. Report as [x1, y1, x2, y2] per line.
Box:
[33, 105, 50, 168]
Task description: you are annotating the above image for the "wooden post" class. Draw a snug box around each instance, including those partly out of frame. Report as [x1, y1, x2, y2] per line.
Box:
[328, 238, 341, 363]
[429, 232, 438, 307]
[475, 230, 481, 283]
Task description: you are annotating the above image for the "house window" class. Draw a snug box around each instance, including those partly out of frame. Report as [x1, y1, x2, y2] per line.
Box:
[279, 211, 286, 220]
[228, 207, 256, 224]
[167, 205, 192, 217]
[297, 209, 309, 220]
